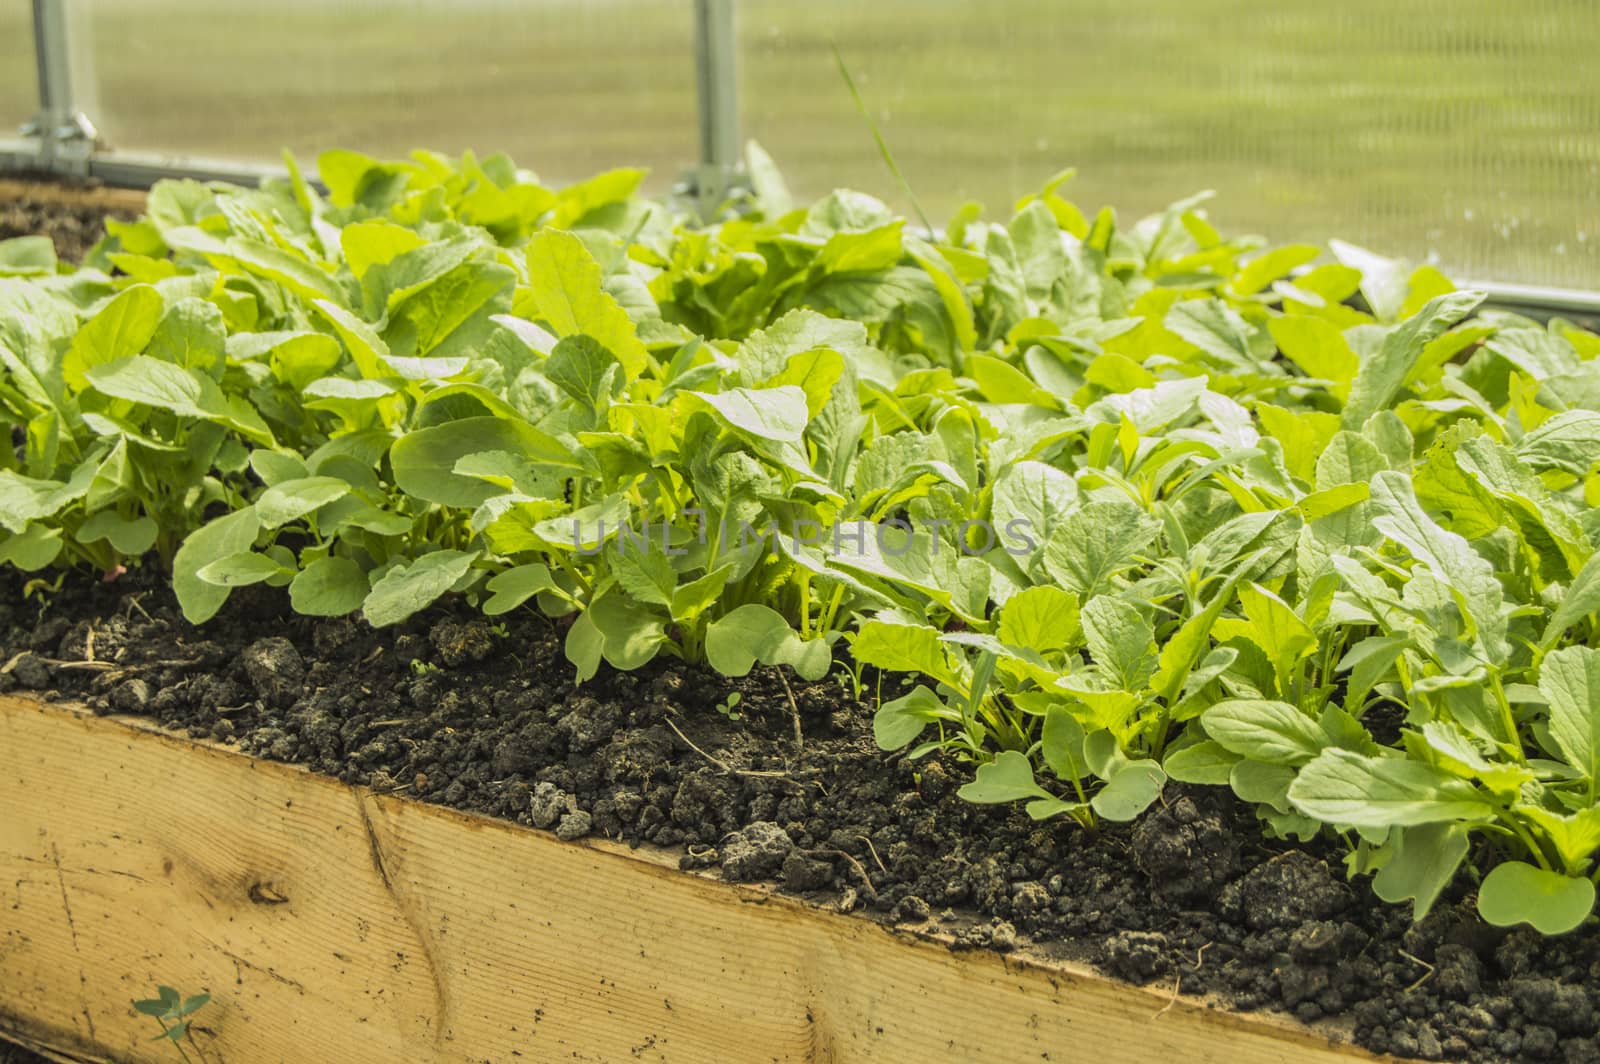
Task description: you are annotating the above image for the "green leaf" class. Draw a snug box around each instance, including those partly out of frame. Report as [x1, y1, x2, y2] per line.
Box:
[767, 348, 846, 418]
[1150, 561, 1253, 706]
[173, 507, 261, 624]
[1519, 806, 1600, 873]
[958, 750, 1052, 804]
[309, 298, 390, 379]
[1477, 861, 1595, 935]
[907, 237, 977, 353]
[705, 604, 832, 681]
[249, 449, 309, 487]
[1517, 411, 1600, 475]
[1203, 699, 1326, 765]
[197, 551, 292, 587]
[745, 139, 792, 216]
[76, 511, 158, 556]
[1487, 326, 1581, 381]
[483, 563, 557, 616]
[1211, 584, 1316, 697]
[851, 619, 960, 688]
[64, 284, 165, 389]
[565, 609, 605, 684]
[587, 591, 667, 671]
[289, 556, 370, 617]
[1041, 705, 1088, 782]
[391, 416, 579, 508]
[734, 309, 875, 381]
[997, 586, 1081, 654]
[1080, 595, 1156, 692]
[610, 550, 675, 609]
[1165, 299, 1255, 368]
[1162, 740, 1241, 785]
[1041, 500, 1160, 599]
[816, 221, 904, 274]
[1542, 553, 1600, 649]
[1368, 469, 1505, 657]
[256, 477, 350, 529]
[1539, 646, 1600, 786]
[86, 355, 273, 444]
[0, 524, 64, 571]
[1372, 823, 1470, 921]
[1091, 760, 1166, 821]
[528, 494, 631, 553]
[1009, 200, 1066, 301]
[1287, 748, 1496, 828]
[1232, 245, 1321, 297]
[544, 334, 620, 407]
[1270, 315, 1359, 386]
[0, 235, 57, 276]
[689, 386, 809, 445]
[224, 236, 348, 306]
[669, 565, 736, 622]
[1343, 290, 1485, 427]
[991, 460, 1078, 557]
[874, 685, 949, 752]
[0, 463, 97, 535]
[1231, 759, 1297, 810]
[525, 229, 649, 380]
[362, 550, 477, 627]
[148, 296, 226, 377]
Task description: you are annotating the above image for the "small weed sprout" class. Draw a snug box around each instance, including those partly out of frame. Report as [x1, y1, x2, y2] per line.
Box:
[132, 985, 212, 1063]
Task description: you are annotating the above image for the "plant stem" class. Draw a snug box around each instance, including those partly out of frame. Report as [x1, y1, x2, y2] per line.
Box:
[1497, 809, 1554, 872]
[151, 1019, 196, 1064]
[1488, 671, 1526, 764]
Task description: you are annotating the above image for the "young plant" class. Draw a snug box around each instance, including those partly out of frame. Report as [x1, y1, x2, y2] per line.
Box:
[132, 985, 212, 1063]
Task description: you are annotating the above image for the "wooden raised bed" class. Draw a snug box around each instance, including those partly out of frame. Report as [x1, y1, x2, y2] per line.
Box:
[0, 178, 148, 214]
[0, 694, 1395, 1063]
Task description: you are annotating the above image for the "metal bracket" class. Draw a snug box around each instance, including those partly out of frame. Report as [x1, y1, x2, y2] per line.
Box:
[21, 0, 102, 175]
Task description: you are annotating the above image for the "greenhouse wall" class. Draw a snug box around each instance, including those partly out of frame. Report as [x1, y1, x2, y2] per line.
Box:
[2, 0, 1598, 289]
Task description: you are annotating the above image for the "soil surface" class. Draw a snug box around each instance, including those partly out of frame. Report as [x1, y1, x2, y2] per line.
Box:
[4, 571, 1600, 1064]
[0, 177, 137, 262]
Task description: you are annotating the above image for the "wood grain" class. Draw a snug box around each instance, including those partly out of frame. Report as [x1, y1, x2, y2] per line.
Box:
[0, 695, 1396, 1063]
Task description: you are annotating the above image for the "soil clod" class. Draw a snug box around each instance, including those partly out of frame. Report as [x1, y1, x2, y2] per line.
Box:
[241, 637, 305, 708]
[719, 821, 794, 882]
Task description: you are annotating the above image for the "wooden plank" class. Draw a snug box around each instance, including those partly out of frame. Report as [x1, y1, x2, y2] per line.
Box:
[0, 696, 1394, 1063]
[0, 179, 146, 213]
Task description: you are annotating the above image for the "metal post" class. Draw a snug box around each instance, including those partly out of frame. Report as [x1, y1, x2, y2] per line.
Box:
[22, 0, 100, 174]
[691, 0, 741, 208]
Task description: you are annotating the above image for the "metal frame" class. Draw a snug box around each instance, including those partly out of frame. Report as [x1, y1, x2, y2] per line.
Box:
[3, 0, 1594, 320]
[1467, 280, 1600, 328]
[19, 0, 98, 174]
[689, 0, 742, 206]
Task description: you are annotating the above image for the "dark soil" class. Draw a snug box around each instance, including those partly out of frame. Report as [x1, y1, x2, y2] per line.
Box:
[5, 572, 1600, 1064]
[0, 178, 135, 262]
[0, 1041, 52, 1064]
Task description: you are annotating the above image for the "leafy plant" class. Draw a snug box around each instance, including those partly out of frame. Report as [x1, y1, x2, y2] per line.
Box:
[6, 143, 1600, 936]
[132, 985, 212, 1063]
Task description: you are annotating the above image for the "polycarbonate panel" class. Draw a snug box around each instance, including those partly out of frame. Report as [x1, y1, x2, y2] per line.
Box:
[742, 0, 1600, 289]
[82, 0, 697, 193]
[0, 3, 34, 135]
